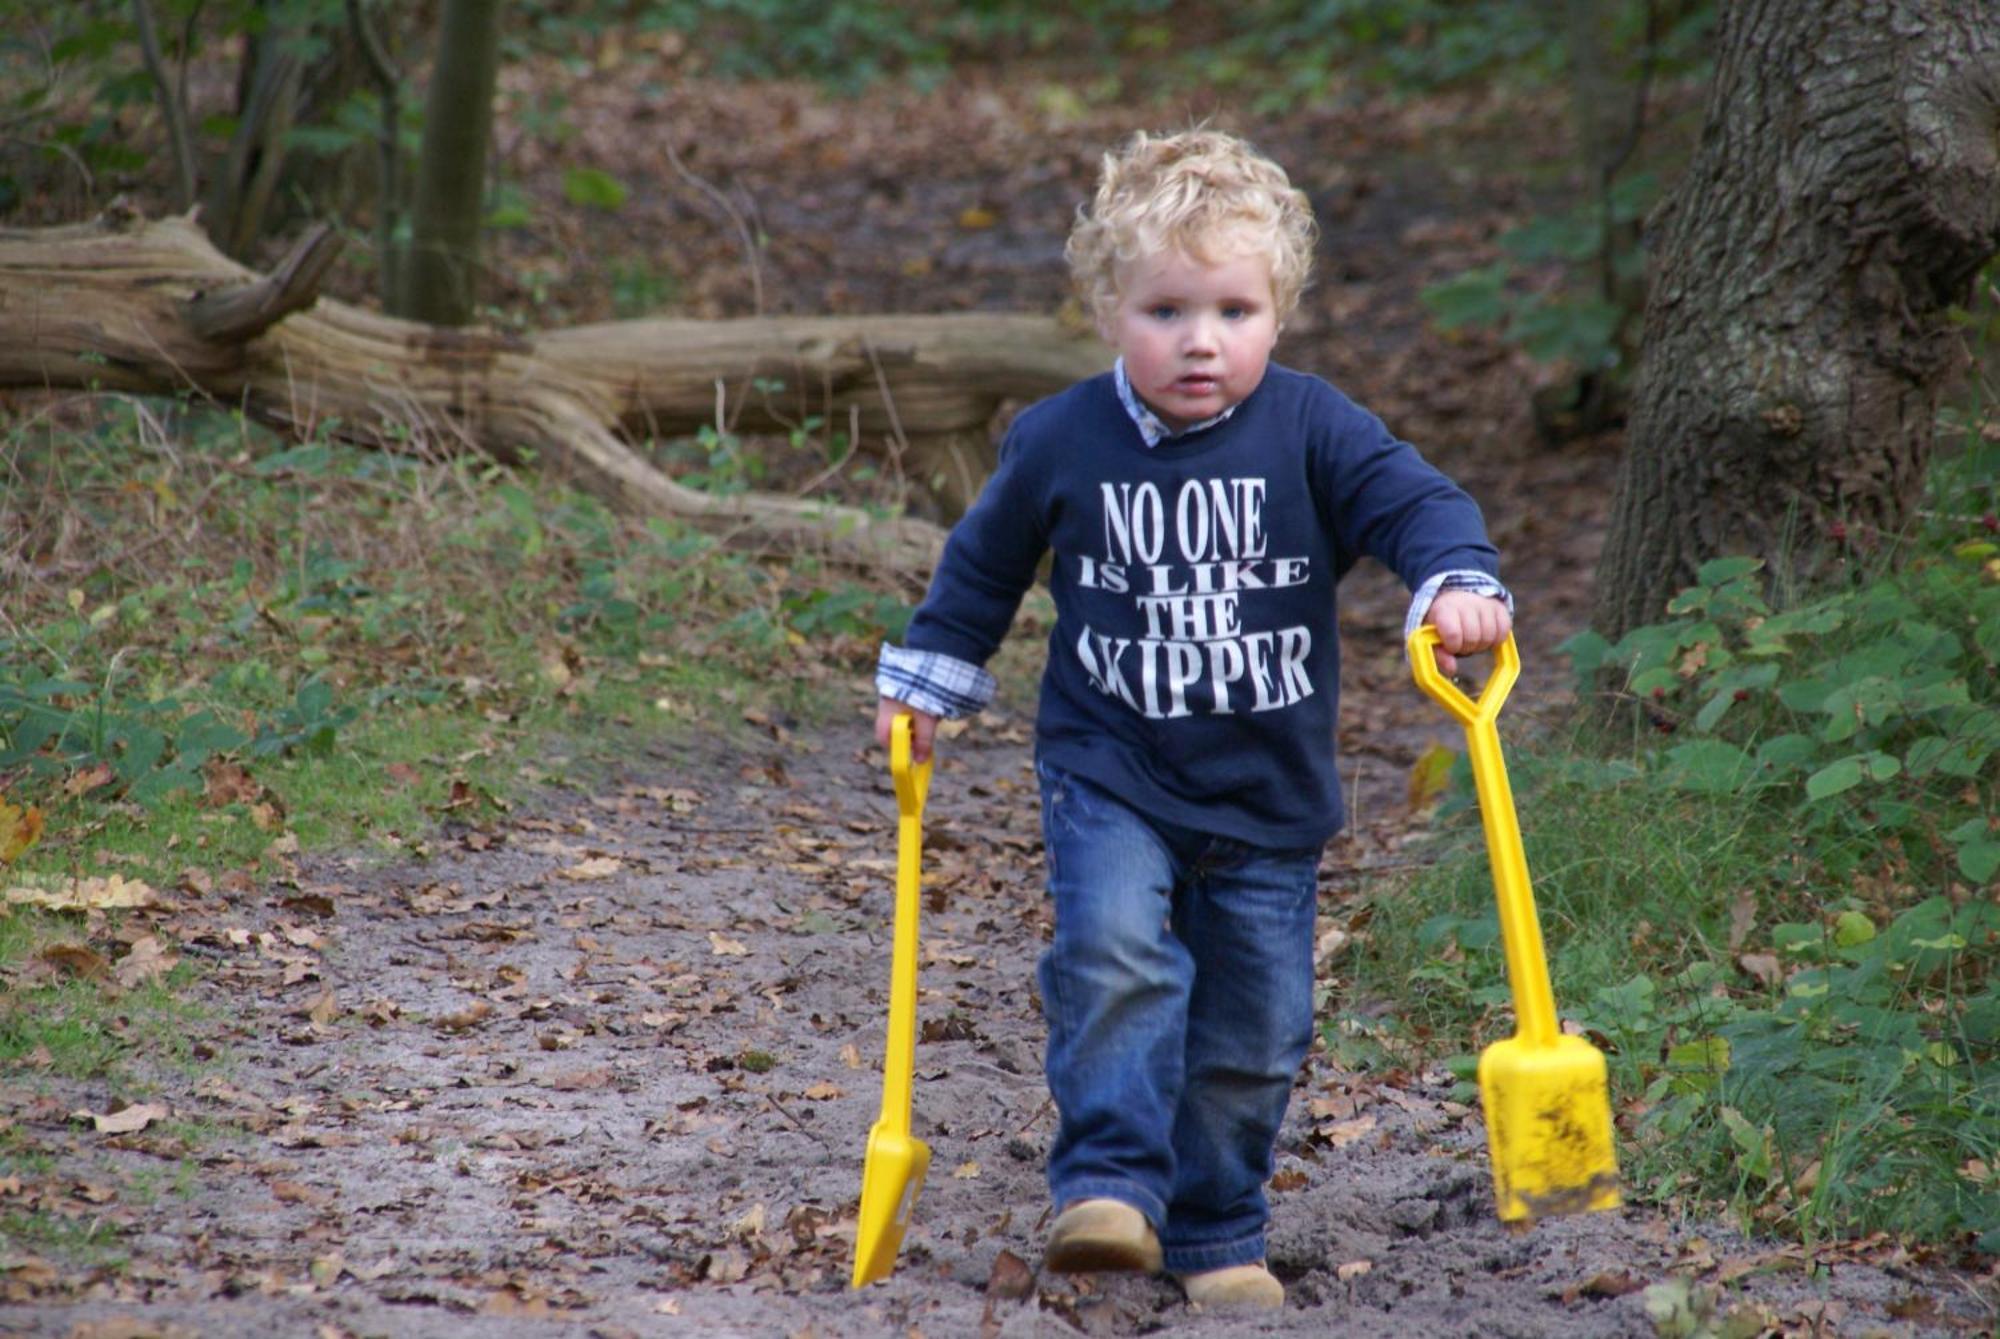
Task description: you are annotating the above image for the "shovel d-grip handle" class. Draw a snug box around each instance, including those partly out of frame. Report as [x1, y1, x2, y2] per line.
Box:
[880, 715, 933, 1133]
[1406, 629, 1560, 1049]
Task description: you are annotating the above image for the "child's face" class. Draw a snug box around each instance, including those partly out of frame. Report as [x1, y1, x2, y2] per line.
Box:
[1102, 246, 1280, 431]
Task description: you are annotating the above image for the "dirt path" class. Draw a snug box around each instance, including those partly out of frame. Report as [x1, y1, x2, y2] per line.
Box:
[2, 616, 1980, 1336]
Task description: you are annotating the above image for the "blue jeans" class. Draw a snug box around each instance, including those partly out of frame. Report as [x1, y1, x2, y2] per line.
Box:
[1035, 760, 1322, 1274]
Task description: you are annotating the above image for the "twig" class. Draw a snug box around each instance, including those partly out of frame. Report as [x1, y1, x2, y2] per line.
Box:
[764, 1092, 828, 1144]
[666, 142, 765, 434]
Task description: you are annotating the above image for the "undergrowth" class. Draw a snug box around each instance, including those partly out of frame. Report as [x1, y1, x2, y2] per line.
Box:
[1350, 436, 2000, 1253]
[0, 393, 918, 1088]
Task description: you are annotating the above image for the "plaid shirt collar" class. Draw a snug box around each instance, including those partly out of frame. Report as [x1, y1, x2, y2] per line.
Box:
[1113, 357, 1239, 447]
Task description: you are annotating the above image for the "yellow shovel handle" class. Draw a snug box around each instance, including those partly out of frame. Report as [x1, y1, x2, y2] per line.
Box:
[880, 715, 933, 1133]
[1406, 629, 1559, 1048]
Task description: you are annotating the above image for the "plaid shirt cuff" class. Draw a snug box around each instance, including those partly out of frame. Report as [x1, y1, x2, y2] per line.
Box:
[876, 643, 997, 719]
[1403, 570, 1514, 650]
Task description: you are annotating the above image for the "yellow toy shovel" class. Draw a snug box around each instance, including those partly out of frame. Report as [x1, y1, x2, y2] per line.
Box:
[1408, 628, 1620, 1223]
[851, 713, 934, 1287]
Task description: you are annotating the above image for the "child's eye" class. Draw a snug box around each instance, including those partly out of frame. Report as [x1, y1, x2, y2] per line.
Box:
[1148, 305, 1178, 320]
[1222, 305, 1248, 319]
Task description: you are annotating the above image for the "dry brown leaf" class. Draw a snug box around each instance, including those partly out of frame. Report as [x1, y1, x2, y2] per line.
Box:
[558, 856, 623, 881]
[708, 931, 749, 957]
[5, 874, 158, 911]
[0, 795, 45, 862]
[203, 759, 262, 807]
[74, 1102, 170, 1134]
[114, 935, 178, 989]
[839, 1044, 863, 1070]
[42, 941, 109, 978]
[1318, 1114, 1377, 1148]
[1336, 1259, 1373, 1282]
[802, 1081, 843, 1101]
[952, 1160, 981, 1179]
[1737, 952, 1782, 987]
[437, 1001, 494, 1032]
[985, 1248, 1035, 1301]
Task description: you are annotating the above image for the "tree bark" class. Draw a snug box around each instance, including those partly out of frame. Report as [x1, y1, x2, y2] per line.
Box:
[395, 0, 502, 324]
[1593, 0, 2000, 639]
[0, 210, 1106, 571]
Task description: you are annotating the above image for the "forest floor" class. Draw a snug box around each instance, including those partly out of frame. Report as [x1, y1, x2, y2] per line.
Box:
[2, 55, 1992, 1339]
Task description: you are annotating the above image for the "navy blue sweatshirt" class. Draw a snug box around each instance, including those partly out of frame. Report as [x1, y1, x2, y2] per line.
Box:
[903, 363, 1499, 847]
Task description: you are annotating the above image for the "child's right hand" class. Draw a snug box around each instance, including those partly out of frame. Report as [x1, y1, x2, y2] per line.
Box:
[875, 697, 940, 764]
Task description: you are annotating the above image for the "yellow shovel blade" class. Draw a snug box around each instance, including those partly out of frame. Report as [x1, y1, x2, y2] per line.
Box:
[851, 1121, 932, 1287]
[1478, 1034, 1621, 1222]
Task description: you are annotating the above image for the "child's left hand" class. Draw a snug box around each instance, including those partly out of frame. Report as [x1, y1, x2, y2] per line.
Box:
[1426, 591, 1512, 676]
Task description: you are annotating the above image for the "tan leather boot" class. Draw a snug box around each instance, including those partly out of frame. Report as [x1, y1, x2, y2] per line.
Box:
[1178, 1262, 1285, 1309]
[1043, 1198, 1163, 1273]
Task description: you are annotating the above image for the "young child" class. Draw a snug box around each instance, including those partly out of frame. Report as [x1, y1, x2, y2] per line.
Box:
[872, 128, 1511, 1309]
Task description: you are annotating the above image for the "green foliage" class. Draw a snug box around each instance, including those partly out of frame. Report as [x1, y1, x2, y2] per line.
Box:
[1360, 455, 2000, 1250]
[1422, 172, 1658, 373]
[0, 400, 910, 849]
[627, 0, 1175, 90]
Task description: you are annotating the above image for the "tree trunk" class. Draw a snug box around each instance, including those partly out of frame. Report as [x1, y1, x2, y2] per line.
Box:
[1592, 0, 2000, 639]
[395, 0, 501, 324]
[204, 9, 306, 260]
[0, 210, 1107, 571]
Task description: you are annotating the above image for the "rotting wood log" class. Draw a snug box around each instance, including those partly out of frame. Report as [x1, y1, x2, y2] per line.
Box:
[0, 207, 1109, 570]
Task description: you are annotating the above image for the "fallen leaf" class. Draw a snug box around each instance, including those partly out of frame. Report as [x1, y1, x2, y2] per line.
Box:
[953, 1160, 981, 1179]
[708, 931, 749, 956]
[1318, 1114, 1377, 1147]
[1737, 952, 1782, 987]
[839, 1044, 863, 1070]
[1405, 743, 1455, 810]
[74, 1102, 170, 1135]
[306, 989, 339, 1027]
[42, 942, 110, 979]
[1336, 1259, 1372, 1282]
[115, 935, 178, 990]
[0, 795, 45, 861]
[5, 874, 158, 911]
[802, 1081, 843, 1101]
[1566, 1270, 1646, 1300]
[437, 1001, 493, 1032]
[1269, 1168, 1309, 1192]
[732, 1202, 767, 1239]
[558, 856, 623, 881]
[985, 1248, 1034, 1301]
[205, 759, 262, 806]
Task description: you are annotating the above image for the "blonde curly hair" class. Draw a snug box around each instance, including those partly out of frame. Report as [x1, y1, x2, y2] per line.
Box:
[1066, 128, 1318, 329]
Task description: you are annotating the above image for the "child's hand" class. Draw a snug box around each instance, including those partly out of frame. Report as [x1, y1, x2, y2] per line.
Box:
[1425, 591, 1512, 676]
[875, 696, 940, 764]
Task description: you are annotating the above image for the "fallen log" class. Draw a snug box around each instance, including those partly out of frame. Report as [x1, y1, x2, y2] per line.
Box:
[0, 207, 1109, 570]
